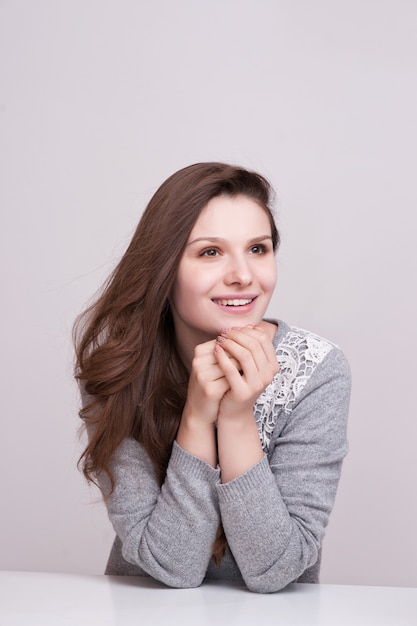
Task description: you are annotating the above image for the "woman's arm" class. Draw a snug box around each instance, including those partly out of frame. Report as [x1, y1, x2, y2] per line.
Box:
[215, 325, 279, 482]
[176, 339, 228, 467]
[90, 338, 230, 589]
[216, 346, 351, 593]
[96, 437, 221, 588]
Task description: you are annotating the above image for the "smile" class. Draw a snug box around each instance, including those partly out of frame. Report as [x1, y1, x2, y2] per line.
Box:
[212, 298, 255, 307]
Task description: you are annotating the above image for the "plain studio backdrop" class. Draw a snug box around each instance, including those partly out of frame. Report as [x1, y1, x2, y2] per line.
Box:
[1, 1, 416, 588]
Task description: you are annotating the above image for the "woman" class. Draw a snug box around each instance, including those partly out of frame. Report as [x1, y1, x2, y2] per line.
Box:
[74, 162, 350, 593]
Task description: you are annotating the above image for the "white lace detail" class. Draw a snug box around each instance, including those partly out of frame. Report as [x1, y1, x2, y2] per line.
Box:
[254, 327, 336, 451]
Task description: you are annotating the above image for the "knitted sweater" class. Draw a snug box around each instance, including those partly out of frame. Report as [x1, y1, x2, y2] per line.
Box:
[91, 320, 351, 593]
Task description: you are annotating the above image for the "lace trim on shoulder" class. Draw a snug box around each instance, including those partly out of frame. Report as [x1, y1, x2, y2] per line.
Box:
[254, 327, 336, 451]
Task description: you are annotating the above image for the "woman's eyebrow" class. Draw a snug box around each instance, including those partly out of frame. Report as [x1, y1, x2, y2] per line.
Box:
[187, 235, 272, 246]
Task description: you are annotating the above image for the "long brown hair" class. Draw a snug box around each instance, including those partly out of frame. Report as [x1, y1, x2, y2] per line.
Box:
[74, 162, 279, 563]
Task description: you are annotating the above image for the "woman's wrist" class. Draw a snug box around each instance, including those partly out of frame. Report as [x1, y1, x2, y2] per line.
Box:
[176, 412, 217, 467]
[217, 411, 263, 483]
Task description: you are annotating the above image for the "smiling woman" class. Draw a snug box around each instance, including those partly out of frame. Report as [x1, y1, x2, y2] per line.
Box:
[171, 195, 277, 365]
[73, 162, 351, 593]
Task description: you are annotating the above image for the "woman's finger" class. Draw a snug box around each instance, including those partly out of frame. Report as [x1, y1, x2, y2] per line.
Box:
[218, 327, 278, 382]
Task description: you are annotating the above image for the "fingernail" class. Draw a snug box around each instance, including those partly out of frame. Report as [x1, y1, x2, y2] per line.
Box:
[220, 327, 230, 335]
[216, 335, 226, 342]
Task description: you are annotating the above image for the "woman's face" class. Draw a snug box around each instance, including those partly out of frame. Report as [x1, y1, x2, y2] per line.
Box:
[171, 194, 277, 358]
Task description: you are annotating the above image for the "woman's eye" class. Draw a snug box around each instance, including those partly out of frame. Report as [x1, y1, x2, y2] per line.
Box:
[250, 244, 267, 254]
[200, 247, 219, 257]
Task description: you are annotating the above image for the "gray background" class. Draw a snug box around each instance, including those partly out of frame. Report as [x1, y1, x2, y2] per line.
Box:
[1, 0, 416, 587]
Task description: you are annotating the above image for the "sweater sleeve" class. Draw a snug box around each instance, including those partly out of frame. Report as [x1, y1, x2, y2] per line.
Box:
[96, 438, 221, 588]
[216, 347, 351, 593]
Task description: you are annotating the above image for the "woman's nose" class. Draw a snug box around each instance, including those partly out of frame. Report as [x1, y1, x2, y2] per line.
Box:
[224, 255, 253, 286]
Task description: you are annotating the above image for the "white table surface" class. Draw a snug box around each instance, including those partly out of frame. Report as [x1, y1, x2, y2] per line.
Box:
[0, 570, 416, 626]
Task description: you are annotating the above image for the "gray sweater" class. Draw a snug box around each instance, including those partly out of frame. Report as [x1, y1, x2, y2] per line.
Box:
[93, 320, 351, 593]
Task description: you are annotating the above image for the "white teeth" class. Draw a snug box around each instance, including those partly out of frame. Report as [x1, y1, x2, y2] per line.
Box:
[215, 298, 253, 306]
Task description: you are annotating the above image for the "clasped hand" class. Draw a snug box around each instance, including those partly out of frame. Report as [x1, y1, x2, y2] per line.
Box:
[184, 325, 279, 424]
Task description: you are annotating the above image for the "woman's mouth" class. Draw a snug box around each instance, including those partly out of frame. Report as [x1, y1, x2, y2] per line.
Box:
[212, 297, 255, 307]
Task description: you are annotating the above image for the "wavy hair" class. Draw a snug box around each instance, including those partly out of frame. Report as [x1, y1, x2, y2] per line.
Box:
[73, 162, 279, 563]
